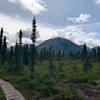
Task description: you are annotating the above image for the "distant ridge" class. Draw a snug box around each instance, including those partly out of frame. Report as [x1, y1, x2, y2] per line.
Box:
[38, 37, 82, 53]
[92, 46, 100, 51]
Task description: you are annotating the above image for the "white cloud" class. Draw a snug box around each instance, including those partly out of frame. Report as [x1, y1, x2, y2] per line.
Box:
[56, 26, 99, 48]
[0, 13, 99, 48]
[95, 0, 100, 5]
[0, 14, 30, 33]
[36, 24, 100, 48]
[9, 0, 16, 2]
[0, 13, 30, 46]
[67, 13, 91, 23]
[8, 0, 47, 14]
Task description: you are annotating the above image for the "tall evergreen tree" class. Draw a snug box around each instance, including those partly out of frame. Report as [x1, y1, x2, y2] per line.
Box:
[14, 43, 19, 73]
[2, 36, 7, 64]
[23, 44, 29, 65]
[14, 42, 23, 74]
[57, 50, 61, 61]
[30, 17, 37, 79]
[48, 47, 55, 72]
[18, 29, 23, 62]
[8, 46, 14, 72]
[40, 48, 44, 62]
[31, 17, 37, 44]
[10, 46, 14, 61]
[81, 44, 87, 61]
[81, 44, 92, 71]
[0, 28, 3, 62]
[19, 30, 23, 45]
[90, 48, 97, 61]
[97, 46, 100, 62]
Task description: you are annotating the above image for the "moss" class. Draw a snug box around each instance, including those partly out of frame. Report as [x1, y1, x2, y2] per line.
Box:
[0, 88, 6, 100]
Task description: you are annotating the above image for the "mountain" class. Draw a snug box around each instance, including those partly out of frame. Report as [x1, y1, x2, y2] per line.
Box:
[92, 46, 99, 51]
[38, 37, 82, 53]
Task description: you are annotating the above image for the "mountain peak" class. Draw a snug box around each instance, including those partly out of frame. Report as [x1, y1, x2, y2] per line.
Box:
[38, 37, 82, 53]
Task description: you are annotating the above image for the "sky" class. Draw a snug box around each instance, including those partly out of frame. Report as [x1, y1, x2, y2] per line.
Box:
[0, 0, 100, 47]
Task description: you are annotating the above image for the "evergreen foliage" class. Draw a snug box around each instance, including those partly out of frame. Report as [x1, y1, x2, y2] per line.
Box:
[19, 30, 23, 45]
[81, 44, 92, 71]
[30, 17, 37, 79]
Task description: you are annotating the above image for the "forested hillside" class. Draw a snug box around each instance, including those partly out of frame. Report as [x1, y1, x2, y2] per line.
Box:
[38, 37, 82, 53]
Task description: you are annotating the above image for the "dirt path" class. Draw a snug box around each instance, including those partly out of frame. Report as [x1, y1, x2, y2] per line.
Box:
[64, 81, 100, 100]
[71, 84, 100, 100]
[0, 79, 25, 100]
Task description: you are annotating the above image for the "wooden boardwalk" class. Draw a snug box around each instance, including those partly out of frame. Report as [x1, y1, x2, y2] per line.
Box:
[0, 79, 25, 100]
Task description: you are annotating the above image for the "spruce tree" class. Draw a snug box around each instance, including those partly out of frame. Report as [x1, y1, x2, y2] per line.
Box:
[23, 44, 29, 65]
[14, 42, 22, 75]
[8, 46, 14, 72]
[97, 46, 100, 62]
[91, 48, 96, 61]
[19, 30, 23, 45]
[0, 28, 3, 62]
[18, 29, 23, 59]
[40, 48, 44, 62]
[2, 36, 7, 64]
[81, 44, 92, 71]
[57, 50, 61, 61]
[10, 46, 14, 61]
[14, 43, 19, 73]
[48, 47, 55, 72]
[81, 44, 87, 61]
[30, 17, 37, 79]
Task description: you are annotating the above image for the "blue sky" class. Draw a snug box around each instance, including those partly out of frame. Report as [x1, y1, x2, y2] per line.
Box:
[0, 0, 100, 47]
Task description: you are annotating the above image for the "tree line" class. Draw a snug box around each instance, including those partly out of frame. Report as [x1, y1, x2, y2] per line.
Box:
[0, 17, 100, 79]
[0, 17, 37, 79]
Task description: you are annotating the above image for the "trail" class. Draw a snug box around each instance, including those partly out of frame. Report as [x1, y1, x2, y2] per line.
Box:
[0, 79, 25, 100]
[65, 82, 100, 100]
[71, 84, 98, 100]
[47, 81, 100, 100]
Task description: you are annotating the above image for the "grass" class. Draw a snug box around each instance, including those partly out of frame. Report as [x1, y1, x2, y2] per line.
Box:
[0, 88, 6, 100]
[0, 58, 100, 99]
